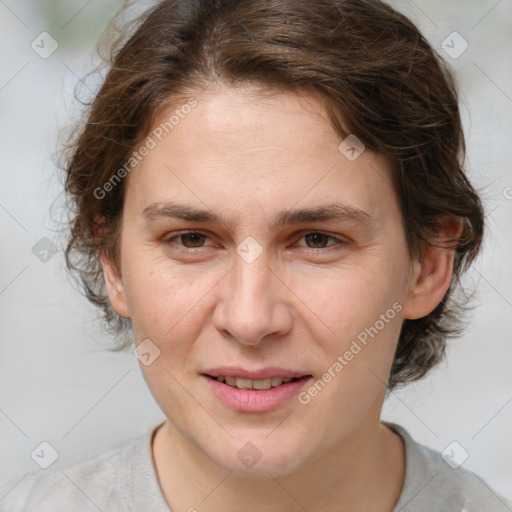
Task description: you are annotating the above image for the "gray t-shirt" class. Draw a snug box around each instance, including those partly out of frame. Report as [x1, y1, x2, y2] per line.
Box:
[0, 421, 508, 511]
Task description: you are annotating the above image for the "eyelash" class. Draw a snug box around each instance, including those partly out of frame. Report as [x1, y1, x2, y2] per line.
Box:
[162, 230, 347, 252]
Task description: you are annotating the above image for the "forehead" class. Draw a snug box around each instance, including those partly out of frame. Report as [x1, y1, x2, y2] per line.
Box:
[123, 83, 398, 228]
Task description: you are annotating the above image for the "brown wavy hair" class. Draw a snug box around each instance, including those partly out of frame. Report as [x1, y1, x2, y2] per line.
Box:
[59, 0, 484, 390]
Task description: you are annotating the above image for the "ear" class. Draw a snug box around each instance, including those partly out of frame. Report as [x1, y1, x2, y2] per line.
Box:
[100, 250, 131, 319]
[402, 216, 463, 320]
[94, 215, 130, 319]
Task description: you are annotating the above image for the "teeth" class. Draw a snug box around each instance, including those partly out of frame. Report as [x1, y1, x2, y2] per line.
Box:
[214, 375, 300, 390]
[224, 376, 236, 386]
[236, 377, 253, 389]
[253, 378, 273, 390]
[271, 377, 283, 387]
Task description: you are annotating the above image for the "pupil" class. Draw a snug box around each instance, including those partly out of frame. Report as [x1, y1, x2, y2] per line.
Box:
[183, 233, 204, 247]
[306, 233, 327, 248]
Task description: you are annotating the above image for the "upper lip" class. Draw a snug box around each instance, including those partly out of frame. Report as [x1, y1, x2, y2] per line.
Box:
[203, 367, 311, 380]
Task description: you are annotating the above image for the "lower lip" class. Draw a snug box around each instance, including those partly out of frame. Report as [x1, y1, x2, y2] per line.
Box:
[202, 375, 312, 412]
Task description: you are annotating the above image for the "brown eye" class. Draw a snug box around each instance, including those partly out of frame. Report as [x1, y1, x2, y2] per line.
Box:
[164, 231, 211, 249]
[303, 233, 332, 248]
[297, 232, 346, 250]
[178, 232, 207, 247]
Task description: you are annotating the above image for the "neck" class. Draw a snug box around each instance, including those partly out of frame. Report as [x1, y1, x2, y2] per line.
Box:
[151, 413, 405, 512]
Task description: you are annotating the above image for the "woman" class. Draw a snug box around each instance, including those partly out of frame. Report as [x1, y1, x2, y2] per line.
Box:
[0, 0, 506, 510]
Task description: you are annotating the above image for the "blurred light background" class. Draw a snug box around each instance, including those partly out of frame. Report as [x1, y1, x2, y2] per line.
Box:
[1, 0, 511, 506]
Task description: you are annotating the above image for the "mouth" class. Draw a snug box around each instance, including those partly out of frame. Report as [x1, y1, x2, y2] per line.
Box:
[203, 374, 311, 390]
[200, 366, 313, 412]
[201, 372, 313, 412]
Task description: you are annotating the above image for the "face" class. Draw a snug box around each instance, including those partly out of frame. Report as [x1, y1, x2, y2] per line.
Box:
[102, 83, 444, 477]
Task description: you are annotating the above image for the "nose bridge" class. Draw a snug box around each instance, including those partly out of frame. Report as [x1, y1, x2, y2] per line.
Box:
[230, 251, 274, 318]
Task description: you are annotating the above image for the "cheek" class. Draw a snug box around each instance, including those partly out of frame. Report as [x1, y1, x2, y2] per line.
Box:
[303, 263, 402, 336]
[299, 272, 403, 418]
[120, 247, 218, 341]
[299, 260, 405, 390]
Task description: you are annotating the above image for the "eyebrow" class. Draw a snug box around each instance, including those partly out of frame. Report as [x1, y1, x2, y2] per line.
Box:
[141, 201, 372, 230]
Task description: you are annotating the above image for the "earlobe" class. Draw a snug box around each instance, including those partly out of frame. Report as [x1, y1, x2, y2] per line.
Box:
[402, 217, 463, 320]
[100, 252, 131, 319]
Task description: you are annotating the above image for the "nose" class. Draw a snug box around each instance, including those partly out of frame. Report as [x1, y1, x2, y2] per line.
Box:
[212, 253, 293, 346]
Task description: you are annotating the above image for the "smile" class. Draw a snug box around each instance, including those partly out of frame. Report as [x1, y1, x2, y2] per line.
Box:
[205, 375, 303, 390]
[202, 373, 313, 412]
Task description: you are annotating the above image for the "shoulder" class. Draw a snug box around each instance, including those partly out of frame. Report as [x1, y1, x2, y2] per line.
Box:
[386, 422, 510, 512]
[0, 429, 150, 512]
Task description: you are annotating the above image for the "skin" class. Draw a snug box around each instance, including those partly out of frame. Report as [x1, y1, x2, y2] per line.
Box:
[101, 82, 461, 511]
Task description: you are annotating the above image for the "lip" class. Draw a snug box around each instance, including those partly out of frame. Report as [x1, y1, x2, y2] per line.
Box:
[202, 366, 308, 380]
[201, 374, 313, 412]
